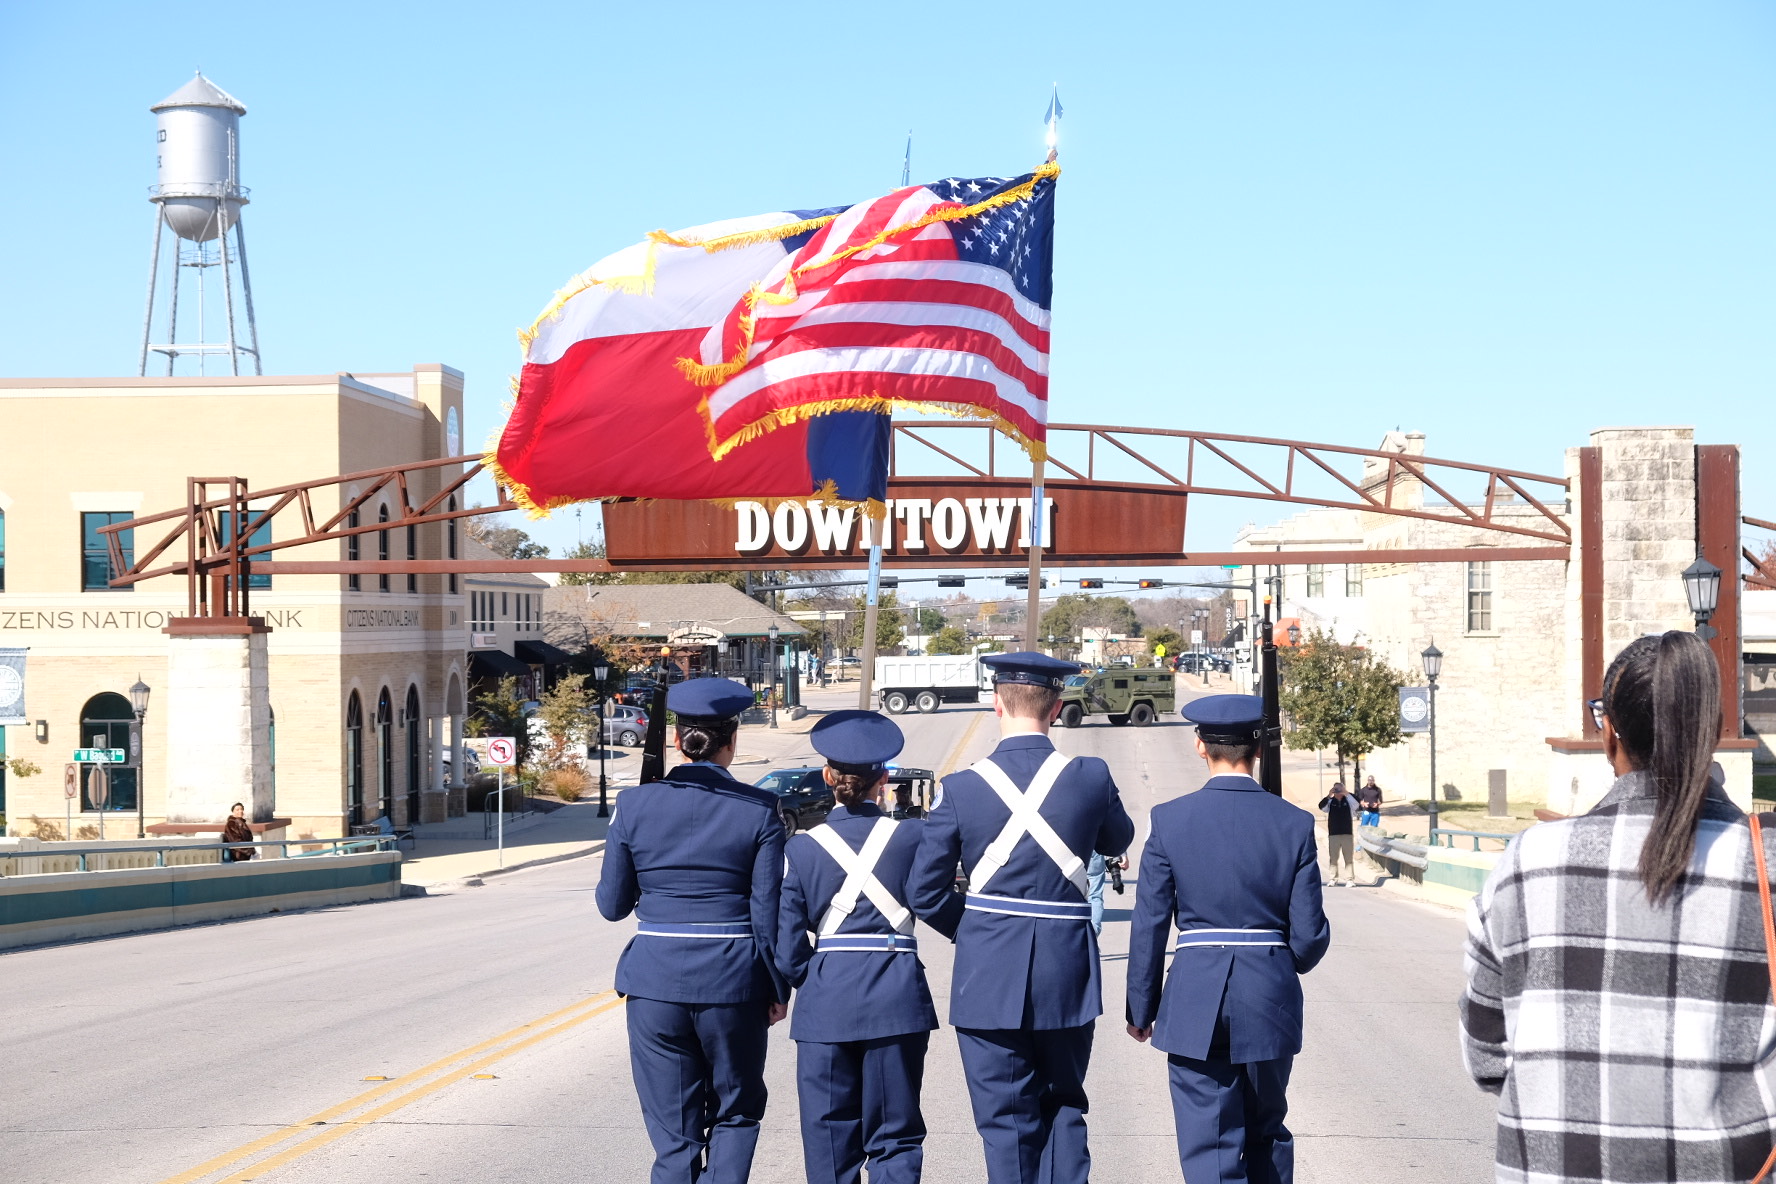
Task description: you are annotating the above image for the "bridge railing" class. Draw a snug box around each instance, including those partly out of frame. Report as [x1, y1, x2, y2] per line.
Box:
[0, 836, 399, 877]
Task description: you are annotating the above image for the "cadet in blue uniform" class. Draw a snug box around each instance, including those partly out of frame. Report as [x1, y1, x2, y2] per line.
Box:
[909, 652, 1135, 1184]
[1126, 695, 1331, 1184]
[596, 679, 790, 1184]
[777, 710, 965, 1184]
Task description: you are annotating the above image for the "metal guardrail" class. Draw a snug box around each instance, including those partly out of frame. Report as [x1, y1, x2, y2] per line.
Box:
[1357, 827, 1429, 869]
[483, 788, 527, 840]
[0, 836, 397, 876]
[1430, 827, 1518, 851]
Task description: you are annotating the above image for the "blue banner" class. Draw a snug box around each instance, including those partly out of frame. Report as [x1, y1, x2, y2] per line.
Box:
[0, 648, 25, 726]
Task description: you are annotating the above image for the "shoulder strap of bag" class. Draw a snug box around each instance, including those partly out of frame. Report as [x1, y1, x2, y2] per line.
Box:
[1747, 813, 1776, 1184]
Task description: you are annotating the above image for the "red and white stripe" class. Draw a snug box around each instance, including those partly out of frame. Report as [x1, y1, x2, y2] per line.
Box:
[695, 185, 1050, 449]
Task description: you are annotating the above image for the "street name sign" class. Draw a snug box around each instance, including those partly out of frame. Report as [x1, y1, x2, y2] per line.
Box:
[74, 748, 126, 763]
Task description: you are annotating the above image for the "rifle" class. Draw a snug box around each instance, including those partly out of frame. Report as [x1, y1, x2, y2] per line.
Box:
[639, 684, 670, 784]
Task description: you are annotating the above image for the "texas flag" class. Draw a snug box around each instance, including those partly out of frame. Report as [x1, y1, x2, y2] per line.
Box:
[493, 165, 1056, 514]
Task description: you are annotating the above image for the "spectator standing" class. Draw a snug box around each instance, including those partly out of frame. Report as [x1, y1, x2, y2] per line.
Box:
[1317, 783, 1357, 885]
[1355, 776, 1382, 828]
[1462, 632, 1776, 1182]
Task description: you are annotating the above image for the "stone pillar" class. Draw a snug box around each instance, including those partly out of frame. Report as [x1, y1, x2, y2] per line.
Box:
[447, 713, 466, 818]
[163, 617, 273, 823]
[422, 715, 448, 824]
[1548, 428, 1753, 811]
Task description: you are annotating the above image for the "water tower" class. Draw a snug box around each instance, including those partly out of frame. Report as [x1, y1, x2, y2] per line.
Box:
[138, 72, 262, 376]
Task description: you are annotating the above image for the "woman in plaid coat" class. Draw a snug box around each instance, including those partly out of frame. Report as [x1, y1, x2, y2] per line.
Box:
[1461, 631, 1776, 1183]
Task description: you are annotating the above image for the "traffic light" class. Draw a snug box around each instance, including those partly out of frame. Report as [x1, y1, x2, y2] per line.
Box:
[937, 576, 966, 588]
[1006, 575, 1048, 589]
[1138, 579, 1165, 589]
[1078, 578, 1103, 589]
[877, 576, 900, 589]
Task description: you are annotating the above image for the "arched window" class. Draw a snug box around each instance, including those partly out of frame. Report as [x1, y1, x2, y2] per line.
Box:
[78, 692, 138, 814]
[447, 497, 458, 595]
[376, 687, 393, 820]
[346, 509, 361, 592]
[377, 506, 391, 594]
[345, 692, 364, 826]
[404, 685, 422, 825]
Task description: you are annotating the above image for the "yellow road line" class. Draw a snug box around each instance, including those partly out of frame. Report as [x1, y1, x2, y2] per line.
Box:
[213, 996, 627, 1182]
[155, 990, 618, 1184]
[939, 710, 987, 779]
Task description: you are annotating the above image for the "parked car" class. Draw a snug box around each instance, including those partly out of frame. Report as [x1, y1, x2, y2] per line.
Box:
[757, 766, 830, 833]
[598, 704, 649, 748]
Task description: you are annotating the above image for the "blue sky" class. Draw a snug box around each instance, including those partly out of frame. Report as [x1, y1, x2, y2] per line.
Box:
[3, 1, 1772, 585]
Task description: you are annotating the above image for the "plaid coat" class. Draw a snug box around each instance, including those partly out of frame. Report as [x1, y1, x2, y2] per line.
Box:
[1461, 773, 1776, 1183]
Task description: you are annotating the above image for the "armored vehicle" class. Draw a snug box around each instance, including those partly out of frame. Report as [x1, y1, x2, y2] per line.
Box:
[1057, 667, 1175, 728]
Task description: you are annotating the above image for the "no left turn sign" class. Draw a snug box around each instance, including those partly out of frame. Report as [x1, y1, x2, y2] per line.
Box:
[484, 737, 517, 766]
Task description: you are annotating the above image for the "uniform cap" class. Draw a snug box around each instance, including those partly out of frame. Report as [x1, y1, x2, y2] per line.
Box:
[667, 677, 755, 724]
[980, 650, 1080, 689]
[1180, 694, 1266, 742]
[810, 710, 904, 774]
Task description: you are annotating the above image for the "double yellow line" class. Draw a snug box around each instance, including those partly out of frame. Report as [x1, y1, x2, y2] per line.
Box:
[157, 990, 624, 1184]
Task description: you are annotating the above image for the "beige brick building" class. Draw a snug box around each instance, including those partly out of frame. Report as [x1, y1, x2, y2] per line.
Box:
[0, 365, 470, 840]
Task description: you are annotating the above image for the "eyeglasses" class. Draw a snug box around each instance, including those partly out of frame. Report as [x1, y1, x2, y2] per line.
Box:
[1586, 698, 1605, 731]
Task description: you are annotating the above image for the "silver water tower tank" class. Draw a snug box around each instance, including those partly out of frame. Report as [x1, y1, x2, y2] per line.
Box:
[150, 72, 248, 241]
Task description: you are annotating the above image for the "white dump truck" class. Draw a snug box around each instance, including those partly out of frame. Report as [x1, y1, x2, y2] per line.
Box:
[873, 655, 991, 714]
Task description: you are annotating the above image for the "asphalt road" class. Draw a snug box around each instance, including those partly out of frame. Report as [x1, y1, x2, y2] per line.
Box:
[1, 700, 1497, 1184]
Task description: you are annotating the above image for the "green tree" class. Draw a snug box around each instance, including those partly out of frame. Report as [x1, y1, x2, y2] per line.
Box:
[533, 674, 595, 771]
[1279, 630, 1407, 782]
[927, 625, 970, 655]
[1039, 593, 1141, 642]
[839, 592, 904, 651]
[559, 540, 618, 586]
[1146, 626, 1185, 657]
[916, 606, 947, 635]
[466, 516, 550, 561]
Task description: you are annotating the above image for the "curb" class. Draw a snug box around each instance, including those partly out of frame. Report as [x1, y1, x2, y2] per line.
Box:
[405, 839, 607, 893]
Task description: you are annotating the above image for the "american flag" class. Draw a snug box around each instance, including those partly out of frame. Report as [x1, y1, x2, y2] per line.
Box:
[687, 165, 1056, 461]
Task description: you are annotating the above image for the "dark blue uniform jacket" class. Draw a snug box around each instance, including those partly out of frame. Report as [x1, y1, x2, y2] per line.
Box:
[1127, 774, 1331, 1062]
[909, 734, 1135, 1030]
[596, 763, 790, 1005]
[776, 803, 964, 1043]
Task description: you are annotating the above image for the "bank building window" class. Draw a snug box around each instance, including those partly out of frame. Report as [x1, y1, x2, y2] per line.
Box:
[1306, 564, 1324, 598]
[346, 692, 365, 826]
[1466, 561, 1494, 633]
[446, 497, 459, 595]
[1346, 565, 1363, 597]
[406, 525, 418, 594]
[377, 506, 392, 594]
[79, 693, 138, 812]
[80, 512, 134, 593]
[218, 511, 272, 591]
[347, 511, 361, 592]
[375, 688, 394, 819]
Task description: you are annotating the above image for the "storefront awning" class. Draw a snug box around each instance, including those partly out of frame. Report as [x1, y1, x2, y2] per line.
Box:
[470, 650, 532, 679]
[515, 639, 575, 666]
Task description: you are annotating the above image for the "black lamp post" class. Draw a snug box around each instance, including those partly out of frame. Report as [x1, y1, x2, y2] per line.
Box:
[768, 624, 780, 729]
[1422, 644, 1443, 845]
[128, 676, 151, 838]
[1683, 556, 1723, 642]
[593, 662, 610, 818]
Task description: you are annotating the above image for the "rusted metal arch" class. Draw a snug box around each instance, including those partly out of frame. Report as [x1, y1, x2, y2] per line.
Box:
[897, 422, 1572, 543]
[100, 422, 1576, 615]
[1747, 515, 1776, 591]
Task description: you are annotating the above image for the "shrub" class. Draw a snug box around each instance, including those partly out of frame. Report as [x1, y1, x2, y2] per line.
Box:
[543, 767, 591, 801]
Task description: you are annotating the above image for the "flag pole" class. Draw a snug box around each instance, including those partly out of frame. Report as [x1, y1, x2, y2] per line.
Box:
[1025, 89, 1061, 651]
[857, 131, 913, 709]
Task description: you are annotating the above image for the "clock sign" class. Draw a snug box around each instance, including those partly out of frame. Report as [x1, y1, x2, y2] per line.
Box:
[0, 665, 21, 712]
[1399, 688, 1431, 733]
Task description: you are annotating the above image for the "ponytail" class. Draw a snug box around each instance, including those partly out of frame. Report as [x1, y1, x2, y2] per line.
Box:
[676, 720, 737, 763]
[1603, 631, 1722, 904]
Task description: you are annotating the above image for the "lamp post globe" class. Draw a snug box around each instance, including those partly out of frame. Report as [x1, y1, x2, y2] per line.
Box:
[1287, 624, 1300, 647]
[128, 676, 151, 838]
[1682, 556, 1723, 639]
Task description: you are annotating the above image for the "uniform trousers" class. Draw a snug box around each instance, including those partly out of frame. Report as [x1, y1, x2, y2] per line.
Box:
[1167, 1052, 1293, 1184]
[795, 1032, 930, 1184]
[626, 996, 770, 1184]
[955, 1024, 1093, 1184]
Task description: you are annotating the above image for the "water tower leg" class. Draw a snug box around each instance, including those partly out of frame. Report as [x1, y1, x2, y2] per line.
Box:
[165, 239, 181, 376]
[217, 206, 240, 377]
[234, 218, 262, 376]
[139, 211, 164, 377]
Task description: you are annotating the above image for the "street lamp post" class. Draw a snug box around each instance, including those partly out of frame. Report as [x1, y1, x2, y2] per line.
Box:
[1422, 644, 1443, 845]
[593, 663, 610, 818]
[128, 676, 151, 838]
[768, 624, 780, 729]
[1258, 596, 1283, 795]
[1682, 556, 1723, 642]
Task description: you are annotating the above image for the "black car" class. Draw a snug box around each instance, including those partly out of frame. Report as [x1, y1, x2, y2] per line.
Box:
[756, 766, 830, 834]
